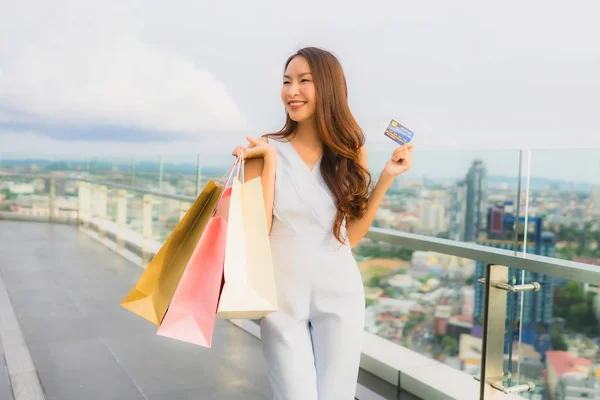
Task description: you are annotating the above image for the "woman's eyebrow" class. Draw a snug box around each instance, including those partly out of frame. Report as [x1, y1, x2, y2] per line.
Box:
[283, 72, 312, 79]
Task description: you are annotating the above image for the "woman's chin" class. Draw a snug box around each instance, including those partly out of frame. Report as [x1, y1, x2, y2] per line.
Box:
[288, 110, 314, 123]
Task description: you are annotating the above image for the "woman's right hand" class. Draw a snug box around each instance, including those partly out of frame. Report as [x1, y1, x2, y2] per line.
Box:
[231, 136, 277, 162]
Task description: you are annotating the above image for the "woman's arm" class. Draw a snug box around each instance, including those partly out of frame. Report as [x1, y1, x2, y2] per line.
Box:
[242, 137, 276, 232]
[346, 147, 392, 247]
[346, 144, 413, 247]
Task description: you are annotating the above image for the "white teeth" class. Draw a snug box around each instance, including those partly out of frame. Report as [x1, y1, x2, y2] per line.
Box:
[289, 102, 305, 106]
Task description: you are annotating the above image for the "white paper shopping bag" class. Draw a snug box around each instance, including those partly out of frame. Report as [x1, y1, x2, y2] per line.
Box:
[217, 163, 278, 320]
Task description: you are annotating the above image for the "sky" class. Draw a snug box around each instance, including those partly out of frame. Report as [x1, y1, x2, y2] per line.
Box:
[1, 0, 599, 181]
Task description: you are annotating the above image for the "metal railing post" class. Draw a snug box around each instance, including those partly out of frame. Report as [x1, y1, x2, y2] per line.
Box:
[141, 194, 153, 268]
[196, 153, 202, 196]
[479, 264, 537, 399]
[158, 156, 164, 191]
[97, 185, 108, 239]
[49, 179, 56, 223]
[179, 201, 190, 221]
[77, 181, 91, 229]
[116, 189, 128, 253]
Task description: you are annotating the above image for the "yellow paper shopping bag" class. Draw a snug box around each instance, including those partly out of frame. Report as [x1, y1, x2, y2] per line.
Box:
[120, 180, 223, 326]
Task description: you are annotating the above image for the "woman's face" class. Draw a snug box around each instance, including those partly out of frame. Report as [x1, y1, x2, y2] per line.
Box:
[281, 56, 316, 123]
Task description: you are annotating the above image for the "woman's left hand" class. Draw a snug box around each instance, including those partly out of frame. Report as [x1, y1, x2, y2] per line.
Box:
[382, 143, 413, 177]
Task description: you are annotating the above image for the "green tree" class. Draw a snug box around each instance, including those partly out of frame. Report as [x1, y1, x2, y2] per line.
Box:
[555, 223, 599, 258]
[570, 303, 589, 331]
[555, 282, 585, 318]
[555, 282, 599, 336]
[441, 336, 458, 356]
[0, 189, 17, 200]
[367, 276, 380, 287]
[556, 246, 576, 261]
[420, 274, 438, 285]
[354, 243, 415, 261]
[550, 327, 568, 351]
[436, 231, 450, 239]
[559, 224, 579, 242]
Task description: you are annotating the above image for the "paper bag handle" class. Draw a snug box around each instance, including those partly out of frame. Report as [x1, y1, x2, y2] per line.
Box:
[211, 153, 246, 217]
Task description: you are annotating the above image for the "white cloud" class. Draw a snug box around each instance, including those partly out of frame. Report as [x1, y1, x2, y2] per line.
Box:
[1, 0, 599, 152]
[0, 1, 248, 136]
[0, 129, 244, 160]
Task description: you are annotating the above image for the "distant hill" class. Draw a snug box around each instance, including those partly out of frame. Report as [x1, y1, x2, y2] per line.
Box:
[486, 175, 598, 192]
[2, 159, 597, 191]
[1, 159, 228, 177]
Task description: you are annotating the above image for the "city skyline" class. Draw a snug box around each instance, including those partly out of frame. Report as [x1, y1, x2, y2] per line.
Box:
[2, 149, 599, 187]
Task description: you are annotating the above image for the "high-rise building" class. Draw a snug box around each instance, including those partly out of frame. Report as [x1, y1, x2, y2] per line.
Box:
[472, 202, 556, 355]
[465, 160, 487, 242]
[420, 201, 446, 234]
[449, 181, 467, 241]
[449, 160, 487, 242]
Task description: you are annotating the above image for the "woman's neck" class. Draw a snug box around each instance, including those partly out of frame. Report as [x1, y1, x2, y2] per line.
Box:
[293, 118, 322, 150]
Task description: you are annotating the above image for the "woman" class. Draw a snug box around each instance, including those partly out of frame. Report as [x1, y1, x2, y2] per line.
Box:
[232, 47, 413, 400]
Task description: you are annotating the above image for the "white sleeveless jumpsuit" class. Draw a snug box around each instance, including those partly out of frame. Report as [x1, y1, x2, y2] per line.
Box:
[260, 138, 366, 400]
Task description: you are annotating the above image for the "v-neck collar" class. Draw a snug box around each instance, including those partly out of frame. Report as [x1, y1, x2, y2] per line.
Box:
[285, 139, 323, 173]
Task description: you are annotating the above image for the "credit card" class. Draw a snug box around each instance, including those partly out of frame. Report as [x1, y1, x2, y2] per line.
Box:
[384, 119, 414, 145]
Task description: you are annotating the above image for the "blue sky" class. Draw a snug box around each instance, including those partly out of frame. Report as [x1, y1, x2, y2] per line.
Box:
[1, 0, 599, 182]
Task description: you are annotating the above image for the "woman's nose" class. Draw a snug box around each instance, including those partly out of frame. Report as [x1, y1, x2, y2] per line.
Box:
[288, 82, 300, 96]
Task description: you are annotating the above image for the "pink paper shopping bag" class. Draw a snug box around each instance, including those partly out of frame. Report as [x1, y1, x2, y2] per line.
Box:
[155, 214, 227, 347]
[156, 159, 239, 347]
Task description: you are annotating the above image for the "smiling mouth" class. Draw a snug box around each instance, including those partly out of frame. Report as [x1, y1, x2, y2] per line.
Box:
[288, 101, 306, 109]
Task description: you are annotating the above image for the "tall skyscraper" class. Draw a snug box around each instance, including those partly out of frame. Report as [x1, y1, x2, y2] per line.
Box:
[465, 160, 487, 242]
[449, 160, 487, 242]
[449, 180, 467, 241]
[473, 202, 556, 355]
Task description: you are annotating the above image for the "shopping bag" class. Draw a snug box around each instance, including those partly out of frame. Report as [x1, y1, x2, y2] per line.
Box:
[156, 188, 231, 347]
[217, 159, 278, 319]
[120, 168, 229, 325]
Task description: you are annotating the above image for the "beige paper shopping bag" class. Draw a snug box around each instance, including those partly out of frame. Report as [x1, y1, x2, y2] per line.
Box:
[217, 163, 278, 319]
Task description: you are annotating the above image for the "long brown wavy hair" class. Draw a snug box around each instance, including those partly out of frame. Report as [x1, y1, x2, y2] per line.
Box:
[266, 47, 372, 244]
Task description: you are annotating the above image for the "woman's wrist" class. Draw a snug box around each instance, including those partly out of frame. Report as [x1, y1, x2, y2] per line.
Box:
[377, 170, 395, 188]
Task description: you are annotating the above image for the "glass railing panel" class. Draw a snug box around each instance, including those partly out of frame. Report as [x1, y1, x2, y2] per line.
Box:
[105, 187, 118, 224]
[354, 236, 492, 397]
[108, 156, 135, 186]
[367, 149, 523, 246]
[0, 154, 53, 218]
[126, 191, 144, 237]
[0, 153, 51, 175]
[159, 154, 203, 197]
[87, 183, 105, 223]
[508, 273, 600, 400]
[0, 154, 82, 220]
[152, 196, 185, 244]
[88, 156, 111, 182]
[509, 148, 600, 399]
[130, 155, 160, 190]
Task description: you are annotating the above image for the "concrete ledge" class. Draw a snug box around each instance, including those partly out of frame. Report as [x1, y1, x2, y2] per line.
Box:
[0, 271, 46, 400]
